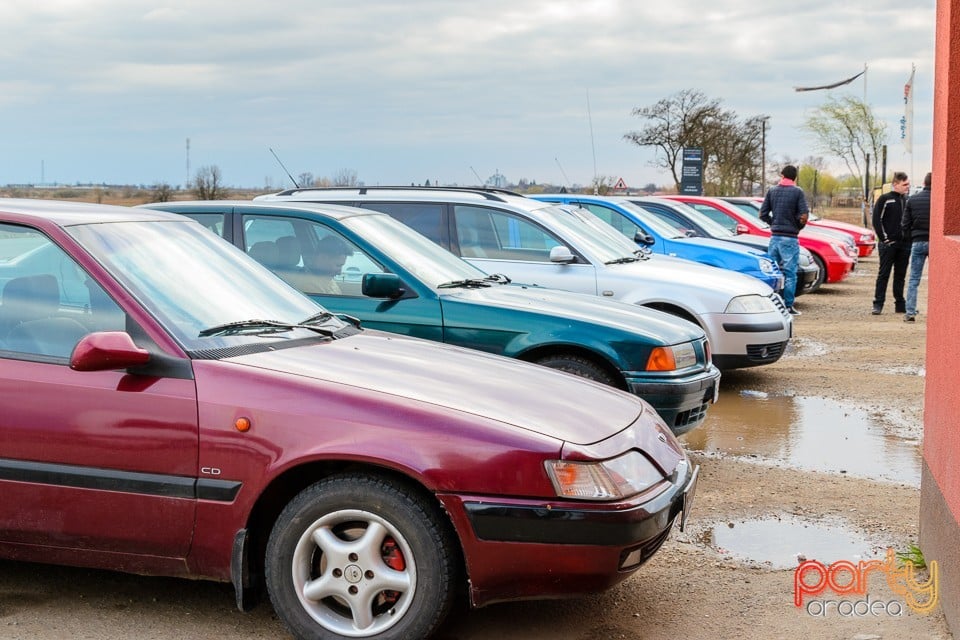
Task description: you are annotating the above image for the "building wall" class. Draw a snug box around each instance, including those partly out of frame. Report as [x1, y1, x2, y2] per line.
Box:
[919, 0, 960, 631]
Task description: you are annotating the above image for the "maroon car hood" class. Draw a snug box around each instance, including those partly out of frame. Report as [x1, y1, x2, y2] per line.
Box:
[225, 332, 646, 446]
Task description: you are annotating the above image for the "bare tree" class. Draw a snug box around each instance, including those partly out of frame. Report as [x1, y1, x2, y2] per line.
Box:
[332, 168, 359, 187]
[624, 89, 766, 195]
[297, 172, 315, 188]
[623, 89, 724, 189]
[192, 165, 228, 200]
[801, 95, 887, 195]
[151, 182, 174, 202]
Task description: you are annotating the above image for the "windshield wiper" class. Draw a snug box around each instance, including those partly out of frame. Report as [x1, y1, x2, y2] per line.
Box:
[605, 256, 639, 265]
[437, 278, 493, 289]
[199, 319, 299, 337]
[200, 316, 341, 338]
[485, 273, 512, 284]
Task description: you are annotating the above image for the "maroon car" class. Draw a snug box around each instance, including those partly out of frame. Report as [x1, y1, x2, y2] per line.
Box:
[0, 199, 698, 640]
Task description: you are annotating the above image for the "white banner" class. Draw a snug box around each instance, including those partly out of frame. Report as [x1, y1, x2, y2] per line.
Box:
[901, 66, 915, 154]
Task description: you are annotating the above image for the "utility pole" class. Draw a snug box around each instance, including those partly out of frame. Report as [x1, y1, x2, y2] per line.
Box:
[185, 138, 190, 189]
[760, 117, 770, 195]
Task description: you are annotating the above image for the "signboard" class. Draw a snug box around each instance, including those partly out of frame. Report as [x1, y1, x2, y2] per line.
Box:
[680, 147, 703, 195]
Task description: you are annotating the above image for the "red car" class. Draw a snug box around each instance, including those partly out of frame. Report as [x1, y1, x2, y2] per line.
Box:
[722, 196, 876, 258]
[0, 199, 698, 640]
[665, 195, 855, 291]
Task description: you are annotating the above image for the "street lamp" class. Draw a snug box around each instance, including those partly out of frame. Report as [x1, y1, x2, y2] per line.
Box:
[760, 116, 771, 195]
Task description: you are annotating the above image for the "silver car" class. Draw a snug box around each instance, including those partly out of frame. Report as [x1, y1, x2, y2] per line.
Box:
[255, 188, 793, 369]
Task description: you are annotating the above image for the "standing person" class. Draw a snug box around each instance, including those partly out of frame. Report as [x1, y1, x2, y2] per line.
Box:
[760, 165, 809, 316]
[901, 172, 931, 322]
[871, 172, 912, 314]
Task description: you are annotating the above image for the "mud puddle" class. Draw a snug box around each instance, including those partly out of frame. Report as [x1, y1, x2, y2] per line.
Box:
[707, 514, 881, 569]
[682, 390, 920, 485]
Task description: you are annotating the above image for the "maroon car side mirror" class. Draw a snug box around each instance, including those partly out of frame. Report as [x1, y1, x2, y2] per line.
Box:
[70, 331, 151, 372]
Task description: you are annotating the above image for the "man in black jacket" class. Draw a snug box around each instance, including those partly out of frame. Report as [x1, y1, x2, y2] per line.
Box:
[902, 172, 931, 322]
[871, 172, 911, 314]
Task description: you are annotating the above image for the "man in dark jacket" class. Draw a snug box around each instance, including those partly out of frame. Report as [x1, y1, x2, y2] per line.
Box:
[871, 172, 911, 314]
[760, 165, 809, 315]
[901, 172, 931, 322]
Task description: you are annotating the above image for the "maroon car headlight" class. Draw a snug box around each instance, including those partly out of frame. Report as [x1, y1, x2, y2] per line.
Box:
[545, 452, 665, 501]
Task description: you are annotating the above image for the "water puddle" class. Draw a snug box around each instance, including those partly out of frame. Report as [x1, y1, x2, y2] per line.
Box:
[708, 515, 880, 569]
[683, 391, 920, 485]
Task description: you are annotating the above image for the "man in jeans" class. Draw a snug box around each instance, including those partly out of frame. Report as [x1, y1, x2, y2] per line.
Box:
[760, 165, 809, 316]
[902, 172, 931, 322]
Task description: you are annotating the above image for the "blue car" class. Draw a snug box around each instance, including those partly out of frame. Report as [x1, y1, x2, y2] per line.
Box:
[531, 194, 784, 292]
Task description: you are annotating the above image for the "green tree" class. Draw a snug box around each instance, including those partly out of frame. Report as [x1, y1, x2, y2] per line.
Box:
[800, 96, 887, 197]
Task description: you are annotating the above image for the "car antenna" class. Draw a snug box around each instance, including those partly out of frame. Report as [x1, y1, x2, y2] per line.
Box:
[469, 166, 485, 187]
[555, 157, 572, 193]
[269, 147, 300, 189]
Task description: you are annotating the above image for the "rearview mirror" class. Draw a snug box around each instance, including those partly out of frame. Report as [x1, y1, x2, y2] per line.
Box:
[70, 332, 150, 372]
[362, 273, 405, 299]
[735, 223, 750, 235]
[549, 246, 577, 263]
[633, 230, 656, 246]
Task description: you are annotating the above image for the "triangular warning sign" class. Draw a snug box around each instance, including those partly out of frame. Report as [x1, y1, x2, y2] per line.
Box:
[613, 177, 627, 190]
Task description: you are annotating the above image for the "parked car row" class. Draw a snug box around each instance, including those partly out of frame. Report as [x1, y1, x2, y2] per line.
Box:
[666, 195, 858, 292]
[0, 185, 864, 639]
[0, 199, 698, 640]
[253, 188, 794, 370]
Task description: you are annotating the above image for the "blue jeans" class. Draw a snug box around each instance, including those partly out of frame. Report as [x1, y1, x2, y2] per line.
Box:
[768, 235, 800, 308]
[905, 241, 929, 316]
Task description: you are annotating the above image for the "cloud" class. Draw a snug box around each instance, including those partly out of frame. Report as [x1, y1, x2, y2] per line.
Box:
[0, 0, 935, 187]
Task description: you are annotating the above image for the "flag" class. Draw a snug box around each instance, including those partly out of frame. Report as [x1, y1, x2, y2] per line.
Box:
[794, 70, 866, 92]
[900, 66, 915, 154]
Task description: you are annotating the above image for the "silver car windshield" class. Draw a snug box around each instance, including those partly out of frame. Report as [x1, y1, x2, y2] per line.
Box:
[344, 213, 488, 287]
[67, 219, 330, 351]
[538, 204, 642, 262]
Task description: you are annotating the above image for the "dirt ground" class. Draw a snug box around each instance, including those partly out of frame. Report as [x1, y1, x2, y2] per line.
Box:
[0, 206, 952, 640]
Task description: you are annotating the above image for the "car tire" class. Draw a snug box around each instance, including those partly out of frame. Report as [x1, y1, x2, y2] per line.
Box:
[535, 354, 617, 386]
[810, 254, 827, 292]
[265, 474, 457, 640]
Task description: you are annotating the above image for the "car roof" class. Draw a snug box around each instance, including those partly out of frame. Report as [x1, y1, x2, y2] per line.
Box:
[255, 186, 550, 213]
[0, 198, 181, 226]
[147, 199, 384, 222]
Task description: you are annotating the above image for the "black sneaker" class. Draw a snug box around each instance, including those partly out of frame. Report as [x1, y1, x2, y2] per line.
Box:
[904, 315, 916, 323]
[788, 307, 802, 316]
[871, 304, 882, 315]
[895, 301, 906, 313]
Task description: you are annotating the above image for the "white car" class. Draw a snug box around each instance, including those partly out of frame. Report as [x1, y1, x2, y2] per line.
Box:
[255, 188, 793, 369]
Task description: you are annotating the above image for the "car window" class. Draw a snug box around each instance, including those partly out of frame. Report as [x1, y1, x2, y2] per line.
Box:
[180, 212, 226, 237]
[454, 205, 561, 262]
[688, 203, 739, 232]
[0, 224, 126, 360]
[242, 215, 386, 297]
[359, 202, 446, 245]
[579, 203, 643, 238]
[641, 206, 700, 237]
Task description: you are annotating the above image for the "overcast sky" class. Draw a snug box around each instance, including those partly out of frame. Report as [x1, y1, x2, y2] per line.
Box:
[0, 0, 936, 190]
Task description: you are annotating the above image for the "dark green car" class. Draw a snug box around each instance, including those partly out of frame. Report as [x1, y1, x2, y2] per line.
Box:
[145, 201, 720, 434]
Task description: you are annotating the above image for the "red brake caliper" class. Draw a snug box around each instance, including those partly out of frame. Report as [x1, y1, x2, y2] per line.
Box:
[379, 538, 405, 607]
